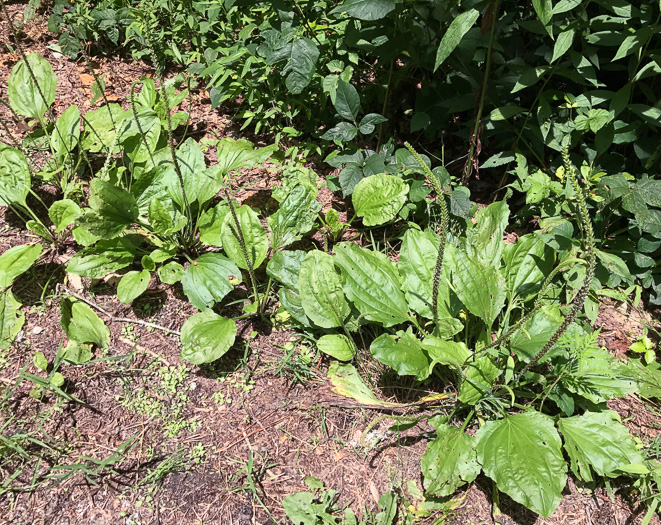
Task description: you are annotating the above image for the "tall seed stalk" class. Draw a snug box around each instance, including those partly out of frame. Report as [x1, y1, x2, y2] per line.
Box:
[405, 142, 449, 327]
[519, 147, 596, 376]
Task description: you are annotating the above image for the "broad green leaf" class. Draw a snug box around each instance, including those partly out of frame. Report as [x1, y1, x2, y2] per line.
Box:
[352, 174, 408, 226]
[66, 238, 136, 278]
[358, 113, 387, 134]
[266, 250, 306, 291]
[26, 220, 51, 240]
[180, 312, 237, 365]
[422, 424, 480, 497]
[532, 0, 553, 27]
[0, 292, 25, 350]
[283, 492, 338, 525]
[181, 253, 241, 311]
[266, 37, 320, 95]
[510, 305, 563, 361]
[321, 122, 358, 142]
[48, 199, 81, 233]
[148, 198, 174, 235]
[465, 199, 509, 265]
[81, 180, 138, 239]
[118, 108, 161, 164]
[574, 109, 611, 133]
[552, 29, 575, 62]
[298, 250, 349, 328]
[370, 331, 430, 380]
[279, 288, 311, 327]
[7, 52, 57, 118]
[60, 341, 92, 365]
[33, 351, 48, 371]
[213, 138, 276, 176]
[502, 234, 553, 300]
[220, 205, 269, 270]
[0, 244, 42, 288]
[157, 261, 184, 284]
[334, 242, 410, 327]
[117, 270, 151, 304]
[317, 334, 354, 361]
[51, 104, 80, 157]
[332, 0, 395, 21]
[81, 104, 129, 153]
[434, 9, 479, 71]
[60, 298, 110, 350]
[0, 143, 31, 207]
[334, 80, 361, 121]
[558, 411, 645, 482]
[476, 412, 567, 518]
[423, 337, 471, 371]
[268, 185, 321, 250]
[452, 255, 506, 329]
[198, 204, 229, 247]
[167, 138, 219, 207]
[141, 256, 155, 272]
[596, 250, 633, 281]
[458, 357, 498, 405]
[399, 230, 458, 323]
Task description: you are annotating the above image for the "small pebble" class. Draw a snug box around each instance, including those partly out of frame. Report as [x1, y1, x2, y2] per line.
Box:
[32, 326, 43, 335]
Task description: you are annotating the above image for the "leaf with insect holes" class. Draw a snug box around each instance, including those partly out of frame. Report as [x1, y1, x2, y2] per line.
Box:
[158, 262, 184, 285]
[60, 298, 110, 350]
[180, 312, 237, 365]
[117, 270, 151, 304]
[181, 254, 241, 311]
[0, 244, 42, 289]
[476, 412, 567, 518]
[298, 251, 349, 328]
[221, 205, 269, 271]
[422, 423, 480, 497]
[7, 52, 57, 119]
[0, 143, 31, 208]
[558, 410, 645, 482]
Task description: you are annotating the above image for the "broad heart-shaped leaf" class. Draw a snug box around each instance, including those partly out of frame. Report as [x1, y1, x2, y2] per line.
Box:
[358, 113, 387, 135]
[399, 230, 459, 323]
[0, 292, 25, 350]
[60, 298, 110, 350]
[334, 242, 410, 327]
[476, 412, 567, 518]
[180, 312, 237, 365]
[117, 270, 151, 304]
[434, 9, 479, 71]
[266, 250, 306, 291]
[422, 423, 480, 497]
[558, 410, 645, 482]
[458, 357, 499, 405]
[370, 331, 430, 380]
[332, 0, 395, 21]
[181, 253, 241, 311]
[66, 238, 136, 278]
[352, 174, 409, 226]
[0, 244, 42, 288]
[118, 108, 161, 165]
[317, 334, 354, 361]
[268, 185, 321, 251]
[48, 199, 81, 233]
[334, 80, 361, 121]
[510, 305, 563, 361]
[198, 203, 229, 247]
[321, 122, 358, 142]
[502, 234, 553, 300]
[452, 255, 506, 329]
[157, 261, 184, 284]
[0, 143, 31, 207]
[465, 199, 509, 266]
[81, 180, 138, 239]
[52, 104, 80, 158]
[298, 250, 349, 328]
[267, 37, 320, 95]
[220, 205, 269, 270]
[214, 138, 276, 177]
[7, 52, 57, 118]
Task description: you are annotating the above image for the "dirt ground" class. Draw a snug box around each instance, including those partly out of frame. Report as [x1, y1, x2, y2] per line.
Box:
[1, 3, 661, 525]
